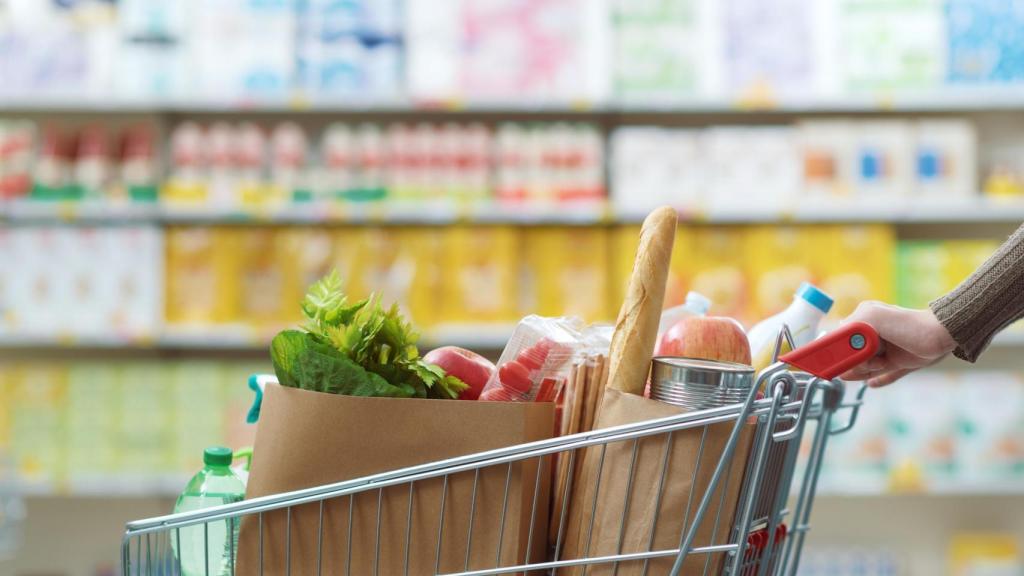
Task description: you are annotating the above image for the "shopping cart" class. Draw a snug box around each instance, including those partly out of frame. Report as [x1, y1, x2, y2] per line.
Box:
[121, 323, 878, 576]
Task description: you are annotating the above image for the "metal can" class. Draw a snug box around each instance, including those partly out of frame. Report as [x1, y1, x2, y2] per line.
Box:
[650, 357, 755, 410]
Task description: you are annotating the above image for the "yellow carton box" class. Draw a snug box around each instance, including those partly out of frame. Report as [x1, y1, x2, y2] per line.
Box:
[746, 225, 823, 322]
[165, 227, 237, 326]
[522, 227, 610, 322]
[441, 226, 519, 324]
[9, 365, 66, 484]
[685, 227, 752, 324]
[231, 227, 300, 327]
[819, 225, 896, 319]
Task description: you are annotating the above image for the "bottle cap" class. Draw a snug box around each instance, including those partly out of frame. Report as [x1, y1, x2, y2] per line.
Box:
[684, 291, 712, 315]
[203, 446, 233, 467]
[796, 282, 833, 313]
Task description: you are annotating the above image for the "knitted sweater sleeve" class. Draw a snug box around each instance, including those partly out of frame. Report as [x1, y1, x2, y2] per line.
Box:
[930, 224, 1024, 362]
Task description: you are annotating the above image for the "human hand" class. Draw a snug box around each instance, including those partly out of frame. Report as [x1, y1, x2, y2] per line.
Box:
[839, 301, 957, 387]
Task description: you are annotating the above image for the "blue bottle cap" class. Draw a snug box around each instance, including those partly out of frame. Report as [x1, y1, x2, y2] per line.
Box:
[796, 282, 833, 313]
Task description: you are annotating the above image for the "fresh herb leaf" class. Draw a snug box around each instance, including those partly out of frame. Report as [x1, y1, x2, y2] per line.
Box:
[272, 270, 470, 399]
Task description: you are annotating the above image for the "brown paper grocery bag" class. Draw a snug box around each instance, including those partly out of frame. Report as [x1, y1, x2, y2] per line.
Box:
[237, 383, 554, 575]
[558, 389, 755, 576]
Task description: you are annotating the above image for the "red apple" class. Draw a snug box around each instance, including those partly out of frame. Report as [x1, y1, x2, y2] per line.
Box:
[424, 346, 496, 400]
[656, 316, 752, 365]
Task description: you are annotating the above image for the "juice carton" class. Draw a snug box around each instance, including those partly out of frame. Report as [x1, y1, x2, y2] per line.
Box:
[914, 120, 976, 198]
[851, 121, 914, 199]
[818, 225, 895, 321]
[441, 226, 519, 324]
[401, 228, 445, 328]
[895, 240, 948, 309]
[955, 372, 1024, 484]
[9, 365, 67, 486]
[66, 363, 119, 482]
[231, 227, 298, 328]
[949, 534, 1022, 576]
[348, 227, 415, 306]
[118, 363, 172, 476]
[170, 362, 227, 475]
[0, 365, 10, 451]
[798, 120, 855, 198]
[745, 225, 821, 322]
[685, 227, 751, 324]
[888, 372, 959, 490]
[521, 227, 610, 322]
[165, 227, 237, 326]
[282, 228, 344, 296]
[820, 384, 889, 493]
[104, 226, 163, 340]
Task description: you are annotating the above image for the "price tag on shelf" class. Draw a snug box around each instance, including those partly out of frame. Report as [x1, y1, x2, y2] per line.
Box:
[366, 202, 387, 223]
[326, 201, 348, 223]
[56, 202, 78, 222]
[570, 99, 593, 111]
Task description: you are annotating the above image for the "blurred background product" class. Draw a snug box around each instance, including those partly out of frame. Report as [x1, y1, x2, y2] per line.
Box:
[3, 0, 1024, 575]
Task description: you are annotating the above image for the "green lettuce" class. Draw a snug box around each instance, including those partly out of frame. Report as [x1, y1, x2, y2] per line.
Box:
[271, 271, 467, 399]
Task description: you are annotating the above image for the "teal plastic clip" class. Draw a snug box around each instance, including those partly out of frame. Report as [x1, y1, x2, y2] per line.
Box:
[247, 374, 277, 424]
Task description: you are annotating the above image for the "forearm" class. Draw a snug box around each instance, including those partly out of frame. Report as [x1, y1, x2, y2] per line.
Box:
[930, 224, 1024, 362]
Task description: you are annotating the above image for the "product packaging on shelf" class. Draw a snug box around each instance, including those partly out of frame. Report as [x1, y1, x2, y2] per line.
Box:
[818, 225, 895, 320]
[915, 119, 977, 197]
[232, 228, 301, 329]
[611, 0, 709, 99]
[703, 126, 801, 209]
[165, 227, 238, 327]
[685, 227, 752, 324]
[65, 364, 119, 483]
[838, 0, 945, 91]
[8, 366, 67, 487]
[521, 227, 610, 322]
[610, 127, 703, 214]
[405, 0, 608, 103]
[799, 120, 855, 199]
[887, 372, 959, 490]
[745, 225, 823, 321]
[851, 121, 915, 199]
[440, 226, 519, 324]
[479, 315, 586, 402]
[955, 372, 1024, 484]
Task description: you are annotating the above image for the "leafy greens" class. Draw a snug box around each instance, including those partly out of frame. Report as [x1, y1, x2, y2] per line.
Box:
[271, 271, 468, 399]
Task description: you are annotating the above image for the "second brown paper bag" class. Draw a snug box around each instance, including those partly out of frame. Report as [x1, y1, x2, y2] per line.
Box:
[558, 389, 755, 575]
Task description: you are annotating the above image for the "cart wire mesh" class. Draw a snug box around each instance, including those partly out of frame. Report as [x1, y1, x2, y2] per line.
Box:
[122, 358, 866, 576]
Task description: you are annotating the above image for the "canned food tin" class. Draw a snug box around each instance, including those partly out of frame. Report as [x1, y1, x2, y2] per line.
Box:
[650, 357, 755, 410]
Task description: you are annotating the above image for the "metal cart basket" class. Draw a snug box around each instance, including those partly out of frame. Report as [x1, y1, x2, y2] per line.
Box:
[121, 325, 876, 576]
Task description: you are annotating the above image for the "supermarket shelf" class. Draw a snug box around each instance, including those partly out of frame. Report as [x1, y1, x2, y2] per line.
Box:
[815, 482, 1024, 498]
[2, 200, 610, 226]
[0, 323, 517, 352]
[3, 87, 1024, 114]
[18, 475, 189, 498]
[6, 198, 1024, 226]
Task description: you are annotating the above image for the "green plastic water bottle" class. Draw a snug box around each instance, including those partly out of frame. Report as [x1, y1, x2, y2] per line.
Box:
[171, 446, 246, 576]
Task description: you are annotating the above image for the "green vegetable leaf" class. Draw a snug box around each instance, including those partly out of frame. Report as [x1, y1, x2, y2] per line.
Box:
[270, 330, 306, 389]
[271, 269, 471, 400]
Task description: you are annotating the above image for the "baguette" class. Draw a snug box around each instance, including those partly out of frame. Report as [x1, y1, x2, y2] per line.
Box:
[606, 206, 677, 396]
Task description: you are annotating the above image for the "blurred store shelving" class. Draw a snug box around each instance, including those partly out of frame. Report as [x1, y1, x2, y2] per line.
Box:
[2, 0, 1024, 574]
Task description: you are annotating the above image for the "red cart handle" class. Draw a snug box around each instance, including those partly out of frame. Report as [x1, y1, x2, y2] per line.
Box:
[778, 321, 879, 380]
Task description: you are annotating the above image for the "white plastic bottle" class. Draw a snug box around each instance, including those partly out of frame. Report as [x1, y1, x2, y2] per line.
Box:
[657, 290, 712, 336]
[748, 282, 834, 372]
